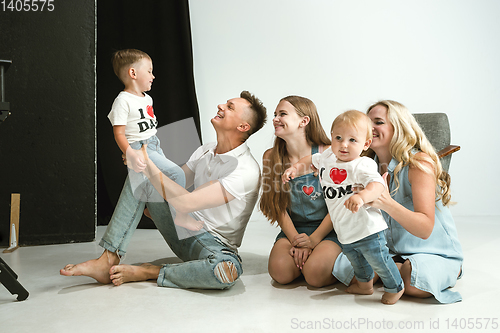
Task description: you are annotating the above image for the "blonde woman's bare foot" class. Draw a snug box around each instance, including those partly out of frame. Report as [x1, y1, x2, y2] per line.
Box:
[109, 263, 161, 286]
[382, 288, 405, 305]
[60, 250, 119, 284]
[346, 281, 374, 295]
[174, 213, 204, 231]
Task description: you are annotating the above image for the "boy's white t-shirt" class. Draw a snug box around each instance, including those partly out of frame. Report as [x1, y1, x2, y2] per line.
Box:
[312, 148, 388, 244]
[107, 91, 158, 143]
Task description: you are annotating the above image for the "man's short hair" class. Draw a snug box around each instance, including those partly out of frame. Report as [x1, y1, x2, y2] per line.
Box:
[240, 90, 267, 137]
[111, 49, 151, 83]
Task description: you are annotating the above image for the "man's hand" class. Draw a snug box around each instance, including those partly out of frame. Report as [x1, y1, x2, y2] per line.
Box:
[125, 146, 147, 173]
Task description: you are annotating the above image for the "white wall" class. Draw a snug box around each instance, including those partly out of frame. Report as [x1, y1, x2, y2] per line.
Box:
[188, 0, 500, 217]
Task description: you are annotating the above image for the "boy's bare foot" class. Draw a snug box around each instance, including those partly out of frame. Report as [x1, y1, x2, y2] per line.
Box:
[382, 288, 405, 305]
[60, 250, 119, 284]
[109, 263, 161, 286]
[346, 280, 374, 295]
[174, 213, 204, 231]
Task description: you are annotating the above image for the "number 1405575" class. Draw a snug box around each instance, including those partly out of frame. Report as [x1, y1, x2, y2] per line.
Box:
[1, 0, 54, 12]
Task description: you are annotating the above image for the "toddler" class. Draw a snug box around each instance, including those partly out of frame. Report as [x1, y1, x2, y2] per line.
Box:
[283, 110, 404, 304]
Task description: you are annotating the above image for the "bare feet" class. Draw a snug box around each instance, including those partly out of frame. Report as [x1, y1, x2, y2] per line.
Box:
[109, 263, 161, 286]
[174, 212, 204, 231]
[346, 280, 374, 295]
[60, 250, 119, 284]
[382, 288, 405, 305]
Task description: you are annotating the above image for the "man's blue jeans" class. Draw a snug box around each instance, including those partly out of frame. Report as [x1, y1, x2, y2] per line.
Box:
[99, 176, 243, 289]
[341, 231, 404, 293]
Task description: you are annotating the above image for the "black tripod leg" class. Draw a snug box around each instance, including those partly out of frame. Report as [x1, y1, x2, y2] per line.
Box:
[0, 257, 29, 301]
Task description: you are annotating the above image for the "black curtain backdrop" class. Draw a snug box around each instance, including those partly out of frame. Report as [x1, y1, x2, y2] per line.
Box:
[97, 0, 201, 228]
[0, 1, 96, 246]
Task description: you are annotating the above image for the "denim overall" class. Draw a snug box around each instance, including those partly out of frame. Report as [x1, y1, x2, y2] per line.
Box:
[275, 145, 339, 245]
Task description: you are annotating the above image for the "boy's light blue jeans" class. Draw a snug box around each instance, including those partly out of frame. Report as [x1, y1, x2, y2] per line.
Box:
[341, 231, 404, 293]
[128, 135, 185, 202]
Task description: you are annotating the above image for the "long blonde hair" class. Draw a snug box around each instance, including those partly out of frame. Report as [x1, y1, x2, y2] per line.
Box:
[364, 100, 452, 206]
[259, 96, 331, 224]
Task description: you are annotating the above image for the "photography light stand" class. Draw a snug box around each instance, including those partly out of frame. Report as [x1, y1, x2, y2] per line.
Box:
[0, 59, 12, 123]
[0, 59, 29, 301]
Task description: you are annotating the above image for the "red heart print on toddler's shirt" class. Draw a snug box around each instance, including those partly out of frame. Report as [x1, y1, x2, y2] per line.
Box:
[147, 105, 154, 118]
[302, 185, 314, 196]
[329, 168, 347, 184]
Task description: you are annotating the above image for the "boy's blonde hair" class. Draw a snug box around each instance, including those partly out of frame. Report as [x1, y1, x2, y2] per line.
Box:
[111, 49, 151, 83]
[331, 110, 372, 140]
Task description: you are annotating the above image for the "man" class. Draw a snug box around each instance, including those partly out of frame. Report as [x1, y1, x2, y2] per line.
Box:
[61, 91, 267, 289]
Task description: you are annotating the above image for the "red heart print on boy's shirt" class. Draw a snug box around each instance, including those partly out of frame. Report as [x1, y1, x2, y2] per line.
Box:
[147, 105, 154, 118]
[330, 167, 347, 184]
[302, 185, 314, 196]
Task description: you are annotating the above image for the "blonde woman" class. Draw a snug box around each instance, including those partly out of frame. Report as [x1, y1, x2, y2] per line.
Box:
[260, 96, 346, 287]
[333, 100, 463, 303]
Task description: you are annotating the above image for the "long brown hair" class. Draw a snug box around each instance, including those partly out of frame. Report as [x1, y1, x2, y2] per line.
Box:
[259, 96, 331, 224]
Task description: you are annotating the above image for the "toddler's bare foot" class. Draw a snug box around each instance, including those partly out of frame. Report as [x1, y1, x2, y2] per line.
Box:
[174, 213, 204, 231]
[109, 263, 161, 286]
[382, 288, 405, 305]
[346, 281, 374, 295]
[60, 250, 119, 284]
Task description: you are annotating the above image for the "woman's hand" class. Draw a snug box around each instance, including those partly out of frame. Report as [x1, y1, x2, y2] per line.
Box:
[289, 233, 316, 269]
[366, 172, 393, 210]
[291, 233, 314, 249]
[289, 246, 311, 270]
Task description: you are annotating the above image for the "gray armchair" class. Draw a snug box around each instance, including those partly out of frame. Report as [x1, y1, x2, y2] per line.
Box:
[413, 113, 460, 172]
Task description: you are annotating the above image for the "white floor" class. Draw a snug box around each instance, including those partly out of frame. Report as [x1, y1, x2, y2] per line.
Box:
[1, 215, 499, 333]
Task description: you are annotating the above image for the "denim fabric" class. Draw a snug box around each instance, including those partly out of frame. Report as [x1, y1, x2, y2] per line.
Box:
[100, 176, 242, 289]
[287, 145, 329, 224]
[334, 152, 463, 303]
[342, 231, 404, 293]
[129, 135, 185, 202]
[381, 153, 463, 303]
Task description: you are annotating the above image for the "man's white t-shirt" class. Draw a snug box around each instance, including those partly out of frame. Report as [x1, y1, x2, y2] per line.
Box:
[186, 142, 261, 251]
[312, 149, 387, 244]
[107, 91, 158, 143]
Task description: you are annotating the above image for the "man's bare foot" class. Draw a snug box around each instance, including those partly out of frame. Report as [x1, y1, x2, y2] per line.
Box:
[60, 250, 119, 284]
[109, 263, 161, 286]
[174, 213, 204, 231]
[346, 280, 374, 295]
[382, 288, 405, 305]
